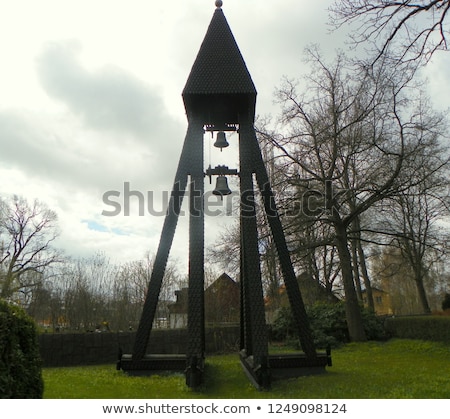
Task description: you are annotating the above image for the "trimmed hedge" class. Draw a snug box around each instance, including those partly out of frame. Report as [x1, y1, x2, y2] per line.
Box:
[384, 316, 450, 344]
[38, 326, 241, 367]
[0, 300, 43, 398]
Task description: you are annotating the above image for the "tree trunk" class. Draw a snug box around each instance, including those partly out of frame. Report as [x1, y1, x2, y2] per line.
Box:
[358, 239, 374, 311]
[414, 272, 432, 314]
[354, 214, 374, 311]
[335, 222, 367, 342]
[351, 238, 363, 301]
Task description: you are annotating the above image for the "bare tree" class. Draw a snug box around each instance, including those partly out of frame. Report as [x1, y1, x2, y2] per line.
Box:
[110, 252, 182, 330]
[0, 196, 61, 300]
[372, 246, 423, 314]
[329, 0, 450, 65]
[371, 244, 449, 314]
[278, 178, 342, 298]
[377, 170, 450, 313]
[261, 48, 446, 341]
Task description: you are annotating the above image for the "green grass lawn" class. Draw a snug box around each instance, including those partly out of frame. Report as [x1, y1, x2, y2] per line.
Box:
[42, 339, 450, 399]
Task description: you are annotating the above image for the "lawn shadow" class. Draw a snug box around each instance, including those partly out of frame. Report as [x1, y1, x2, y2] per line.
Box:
[186, 355, 261, 398]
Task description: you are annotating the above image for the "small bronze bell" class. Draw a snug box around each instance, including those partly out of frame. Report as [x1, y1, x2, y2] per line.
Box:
[213, 176, 232, 198]
[213, 131, 229, 150]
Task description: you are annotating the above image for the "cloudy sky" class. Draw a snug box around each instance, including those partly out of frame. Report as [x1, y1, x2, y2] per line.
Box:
[1, 0, 449, 271]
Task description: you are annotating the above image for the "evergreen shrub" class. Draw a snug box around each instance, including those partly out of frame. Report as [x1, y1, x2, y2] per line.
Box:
[442, 293, 450, 311]
[0, 299, 43, 398]
[270, 301, 385, 348]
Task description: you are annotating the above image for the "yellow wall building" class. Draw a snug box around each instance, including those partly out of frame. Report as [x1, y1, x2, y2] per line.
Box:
[362, 288, 393, 315]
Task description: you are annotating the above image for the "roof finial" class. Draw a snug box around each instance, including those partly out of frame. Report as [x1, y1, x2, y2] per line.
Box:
[215, 0, 223, 8]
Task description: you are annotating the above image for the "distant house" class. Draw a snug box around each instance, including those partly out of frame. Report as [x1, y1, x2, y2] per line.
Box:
[362, 287, 393, 315]
[205, 273, 240, 325]
[168, 288, 189, 329]
[168, 273, 240, 328]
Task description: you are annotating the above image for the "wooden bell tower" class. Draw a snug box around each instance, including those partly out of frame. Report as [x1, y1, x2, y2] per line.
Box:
[119, 1, 330, 389]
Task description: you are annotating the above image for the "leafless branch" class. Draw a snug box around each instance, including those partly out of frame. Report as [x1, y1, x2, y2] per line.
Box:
[329, 0, 450, 65]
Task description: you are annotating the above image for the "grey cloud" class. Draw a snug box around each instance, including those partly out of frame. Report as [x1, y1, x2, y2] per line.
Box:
[36, 41, 183, 144]
[0, 110, 107, 190]
[34, 41, 187, 190]
[0, 41, 189, 199]
[0, 111, 72, 174]
[0, 108, 181, 201]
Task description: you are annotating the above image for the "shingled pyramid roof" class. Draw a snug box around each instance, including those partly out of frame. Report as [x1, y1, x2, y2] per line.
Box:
[182, 6, 257, 125]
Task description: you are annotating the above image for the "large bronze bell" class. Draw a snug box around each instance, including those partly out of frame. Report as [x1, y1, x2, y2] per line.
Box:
[213, 175, 232, 197]
[213, 131, 229, 150]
